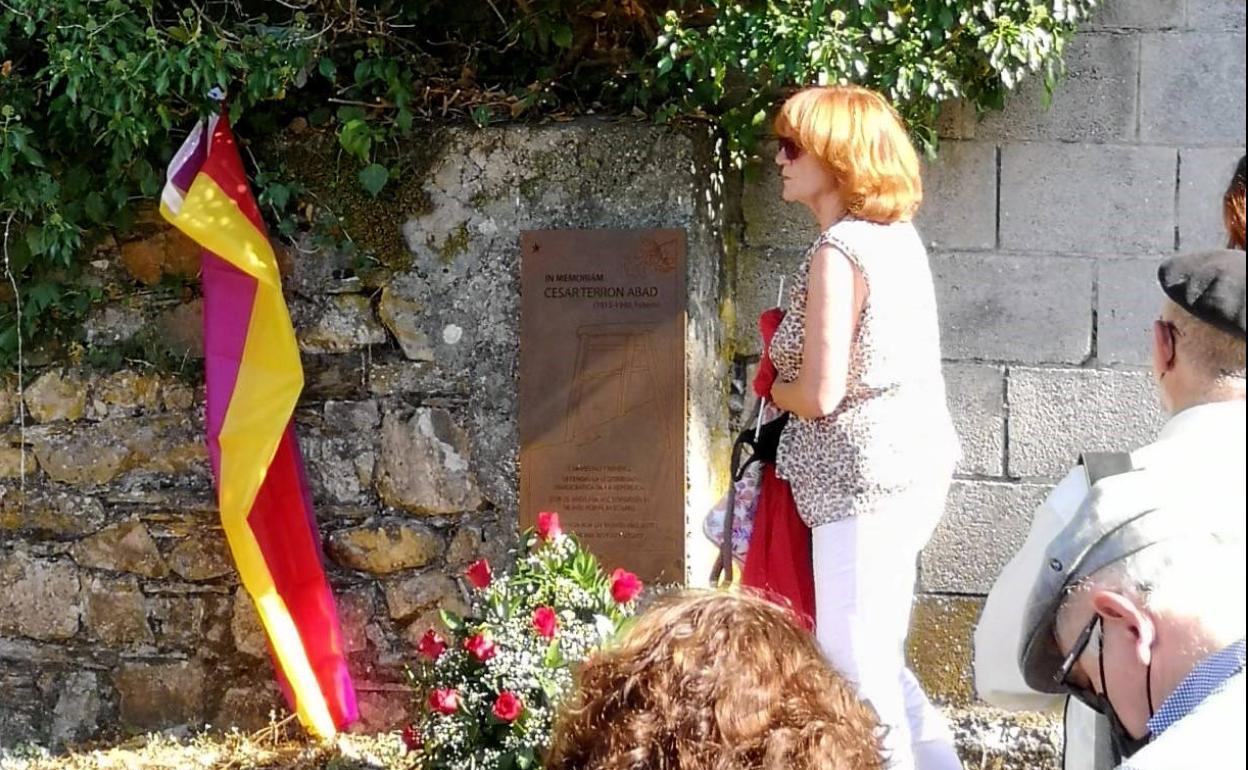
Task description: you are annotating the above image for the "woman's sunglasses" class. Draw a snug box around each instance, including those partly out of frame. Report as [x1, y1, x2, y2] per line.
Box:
[778, 137, 803, 162]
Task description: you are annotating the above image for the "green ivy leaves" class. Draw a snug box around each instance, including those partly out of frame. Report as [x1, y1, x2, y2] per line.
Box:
[1, 0, 315, 368]
[0, 0, 1098, 372]
[338, 118, 375, 162]
[358, 163, 390, 197]
[644, 1, 1097, 164]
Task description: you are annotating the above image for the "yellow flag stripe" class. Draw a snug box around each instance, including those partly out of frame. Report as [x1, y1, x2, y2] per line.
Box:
[161, 175, 336, 740]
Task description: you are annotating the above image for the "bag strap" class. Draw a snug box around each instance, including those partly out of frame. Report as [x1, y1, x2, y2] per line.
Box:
[1079, 452, 1134, 487]
[710, 397, 762, 585]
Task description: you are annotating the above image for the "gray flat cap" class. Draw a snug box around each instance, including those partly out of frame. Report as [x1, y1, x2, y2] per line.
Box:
[1018, 464, 1246, 694]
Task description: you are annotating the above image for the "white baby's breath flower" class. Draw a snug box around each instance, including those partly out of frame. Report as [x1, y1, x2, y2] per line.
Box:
[408, 524, 637, 768]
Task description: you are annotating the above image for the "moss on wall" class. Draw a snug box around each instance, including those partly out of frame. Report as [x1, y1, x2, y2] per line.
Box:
[907, 595, 983, 707]
[259, 129, 449, 275]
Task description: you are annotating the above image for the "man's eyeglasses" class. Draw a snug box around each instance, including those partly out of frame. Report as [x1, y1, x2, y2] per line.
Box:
[777, 137, 803, 162]
[1056, 614, 1111, 714]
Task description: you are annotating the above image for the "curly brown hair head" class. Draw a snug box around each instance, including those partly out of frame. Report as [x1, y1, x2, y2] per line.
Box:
[546, 589, 884, 770]
[1225, 155, 1246, 250]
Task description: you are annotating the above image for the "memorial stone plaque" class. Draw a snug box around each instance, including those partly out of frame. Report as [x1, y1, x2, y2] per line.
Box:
[519, 229, 686, 583]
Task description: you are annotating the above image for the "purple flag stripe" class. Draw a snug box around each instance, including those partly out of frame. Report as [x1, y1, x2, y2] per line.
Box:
[201, 251, 258, 481]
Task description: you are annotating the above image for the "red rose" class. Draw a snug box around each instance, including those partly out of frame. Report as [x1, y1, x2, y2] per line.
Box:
[401, 724, 422, 753]
[428, 688, 461, 715]
[464, 633, 497, 662]
[417, 629, 447, 661]
[532, 606, 558, 639]
[492, 691, 524, 723]
[610, 568, 644, 604]
[536, 511, 563, 541]
[465, 559, 493, 590]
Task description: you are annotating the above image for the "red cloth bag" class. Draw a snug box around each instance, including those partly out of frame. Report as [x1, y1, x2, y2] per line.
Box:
[741, 464, 816, 630]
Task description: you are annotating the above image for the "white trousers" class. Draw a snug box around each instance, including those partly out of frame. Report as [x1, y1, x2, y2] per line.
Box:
[813, 498, 963, 770]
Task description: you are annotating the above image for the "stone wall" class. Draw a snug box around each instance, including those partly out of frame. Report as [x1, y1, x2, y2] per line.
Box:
[1, 0, 1243, 753]
[0, 123, 728, 747]
[734, 0, 1246, 709]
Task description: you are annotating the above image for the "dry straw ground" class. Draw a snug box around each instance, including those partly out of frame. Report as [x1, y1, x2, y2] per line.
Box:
[0, 715, 418, 770]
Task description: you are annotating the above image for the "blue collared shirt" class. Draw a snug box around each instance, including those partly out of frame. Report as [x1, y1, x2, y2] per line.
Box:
[1146, 639, 1247, 738]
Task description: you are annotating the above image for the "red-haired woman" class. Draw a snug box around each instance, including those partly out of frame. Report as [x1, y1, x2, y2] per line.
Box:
[764, 86, 962, 770]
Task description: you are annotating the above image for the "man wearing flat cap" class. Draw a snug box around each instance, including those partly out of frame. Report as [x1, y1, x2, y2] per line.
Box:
[974, 249, 1247, 769]
[1020, 460, 1244, 769]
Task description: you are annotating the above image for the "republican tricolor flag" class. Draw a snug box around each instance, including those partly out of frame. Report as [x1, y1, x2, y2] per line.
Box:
[160, 110, 358, 738]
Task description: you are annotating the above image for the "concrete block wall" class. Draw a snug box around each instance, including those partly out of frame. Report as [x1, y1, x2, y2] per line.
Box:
[735, 0, 1244, 706]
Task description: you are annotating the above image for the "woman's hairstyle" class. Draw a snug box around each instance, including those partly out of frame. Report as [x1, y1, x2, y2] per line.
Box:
[774, 86, 923, 225]
[546, 589, 884, 770]
[1224, 154, 1246, 250]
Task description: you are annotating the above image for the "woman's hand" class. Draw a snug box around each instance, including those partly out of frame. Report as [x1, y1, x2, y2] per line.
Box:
[753, 307, 787, 399]
[771, 245, 865, 419]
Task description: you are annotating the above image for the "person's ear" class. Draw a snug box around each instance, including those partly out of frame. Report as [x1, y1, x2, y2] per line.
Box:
[1153, 319, 1176, 373]
[1092, 590, 1155, 666]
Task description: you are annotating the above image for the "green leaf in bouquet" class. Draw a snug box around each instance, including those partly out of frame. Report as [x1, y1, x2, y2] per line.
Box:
[539, 676, 563, 705]
[571, 550, 605, 587]
[516, 747, 539, 769]
[487, 591, 508, 619]
[542, 638, 563, 669]
[440, 609, 465, 634]
[571, 550, 590, 573]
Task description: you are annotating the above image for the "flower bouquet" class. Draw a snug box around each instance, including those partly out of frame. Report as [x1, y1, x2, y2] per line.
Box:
[405, 512, 644, 769]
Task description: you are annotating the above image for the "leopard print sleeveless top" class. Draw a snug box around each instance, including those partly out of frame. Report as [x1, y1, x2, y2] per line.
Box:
[769, 218, 960, 527]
